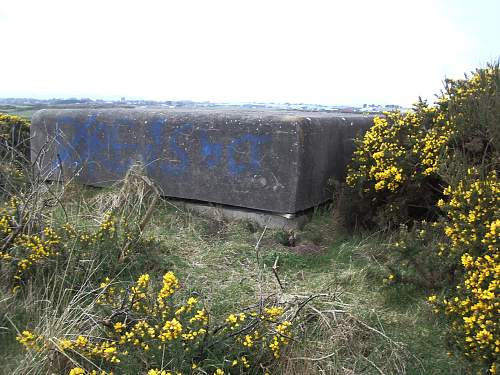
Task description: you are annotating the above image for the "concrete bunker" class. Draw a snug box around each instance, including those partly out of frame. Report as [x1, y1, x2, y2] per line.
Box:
[31, 108, 373, 218]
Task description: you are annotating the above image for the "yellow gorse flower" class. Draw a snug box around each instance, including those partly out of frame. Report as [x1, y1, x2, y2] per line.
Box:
[17, 270, 295, 374]
[435, 169, 499, 367]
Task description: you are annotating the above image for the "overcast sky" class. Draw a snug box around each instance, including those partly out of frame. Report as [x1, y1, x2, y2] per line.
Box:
[0, 0, 498, 106]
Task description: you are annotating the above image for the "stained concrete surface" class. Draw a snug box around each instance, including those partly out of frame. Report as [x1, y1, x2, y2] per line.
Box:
[31, 108, 373, 214]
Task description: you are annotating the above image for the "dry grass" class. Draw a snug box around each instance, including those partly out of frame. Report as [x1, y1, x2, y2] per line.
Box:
[0, 164, 469, 374]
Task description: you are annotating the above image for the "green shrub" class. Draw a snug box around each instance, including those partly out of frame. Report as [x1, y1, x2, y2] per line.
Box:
[345, 63, 499, 228]
[0, 113, 30, 194]
[17, 270, 295, 375]
[0, 113, 30, 159]
[381, 220, 453, 289]
[345, 103, 450, 227]
[444, 65, 500, 167]
[345, 62, 499, 372]
[429, 169, 498, 373]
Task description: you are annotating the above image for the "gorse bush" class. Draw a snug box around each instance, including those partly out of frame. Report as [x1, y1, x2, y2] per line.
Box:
[17, 270, 295, 375]
[429, 169, 499, 373]
[346, 63, 499, 228]
[0, 197, 118, 289]
[0, 113, 30, 158]
[443, 66, 500, 164]
[438, 169, 499, 259]
[0, 191, 64, 288]
[0, 113, 31, 195]
[346, 62, 499, 373]
[3, 166, 301, 374]
[0, 164, 165, 290]
[381, 220, 453, 289]
[345, 101, 452, 227]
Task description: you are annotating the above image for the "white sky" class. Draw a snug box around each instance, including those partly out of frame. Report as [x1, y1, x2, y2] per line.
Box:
[0, 0, 498, 106]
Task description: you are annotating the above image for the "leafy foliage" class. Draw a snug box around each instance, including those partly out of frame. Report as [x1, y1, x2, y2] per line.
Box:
[0, 113, 31, 195]
[0, 113, 30, 158]
[430, 169, 499, 373]
[346, 62, 499, 372]
[17, 271, 294, 374]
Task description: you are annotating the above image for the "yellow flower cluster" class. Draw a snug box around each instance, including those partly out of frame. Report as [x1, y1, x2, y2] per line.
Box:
[97, 212, 116, 238]
[0, 113, 29, 128]
[96, 277, 121, 307]
[0, 198, 62, 285]
[68, 368, 113, 375]
[0, 113, 30, 157]
[231, 355, 250, 368]
[0, 211, 13, 260]
[225, 312, 246, 330]
[264, 306, 284, 322]
[269, 321, 292, 358]
[439, 170, 499, 253]
[175, 296, 198, 316]
[226, 305, 292, 361]
[189, 308, 208, 325]
[431, 170, 499, 370]
[16, 330, 41, 351]
[347, 114, 407, 192]
[0, 205, 123, 288]
[61, 211, 117, 247]
[159, 318, 183, 341]
[414, 112, 453, 176]
[157, 271, 180, 311]
[14, 227, 61, 279]
[347, 104, 453, 194]
[442, 66, 499, 138]
[181, 326, 207, 341]
[147, 370, 172, 375]
[130, 273, 151, 312]
[18, 272, 192, 372]
[19, 271, 294, 374]
[62, 336, 120, 363]
[99, 272, 208, 366]
[17, 331, 121, 364]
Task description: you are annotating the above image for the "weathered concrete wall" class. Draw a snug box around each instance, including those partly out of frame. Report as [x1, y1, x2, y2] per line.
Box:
[31, 108, 372, 213]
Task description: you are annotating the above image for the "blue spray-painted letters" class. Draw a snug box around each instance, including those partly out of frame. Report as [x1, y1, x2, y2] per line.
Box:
[200, 129, 222, 169]
[146, 119, 191, 175]
[227, 134, 271, 176]
[54, 116, 272, 177]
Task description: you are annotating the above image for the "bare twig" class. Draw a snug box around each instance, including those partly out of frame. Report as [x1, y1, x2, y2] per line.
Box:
[272, 255, 284, 292]
[254, 223, 268, 312]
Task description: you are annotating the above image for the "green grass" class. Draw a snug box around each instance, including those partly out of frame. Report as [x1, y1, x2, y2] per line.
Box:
[0, 104, 137, 119]
[0, 105, 46, 119]
[142, 204, 470, 373]
[0, 185, 473, 374]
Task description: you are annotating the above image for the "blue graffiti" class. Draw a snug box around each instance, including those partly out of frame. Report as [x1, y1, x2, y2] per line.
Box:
[227, 134, 271, 176]
[54, 116, 272, 177]
[105, 118, 140, 174]
[54, 114, 95, 171]
[146, 119, 191, 175]
[163, 124, 192, 175]
[144, 117, 166, 171]
[200, 129, 222, 169]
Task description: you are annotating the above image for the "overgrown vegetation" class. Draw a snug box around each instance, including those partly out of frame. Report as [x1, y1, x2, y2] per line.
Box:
[1, 61, 498, 375]
[346, 62, 499, 374]
[0, 113, 30, 195]
[0, 127, 415, 375]
[0, 175, 423, 374]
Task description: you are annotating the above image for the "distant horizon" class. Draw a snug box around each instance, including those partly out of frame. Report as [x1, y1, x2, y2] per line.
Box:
[0, 95, 408, 108]
[1, 0, 499, 106]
